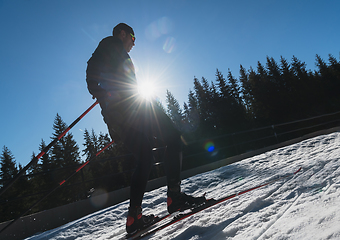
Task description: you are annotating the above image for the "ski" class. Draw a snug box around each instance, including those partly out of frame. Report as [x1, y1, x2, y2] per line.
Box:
[124, 194, 207, 239]
[124, 214, 171, 239]
[132, 167, 302, 239]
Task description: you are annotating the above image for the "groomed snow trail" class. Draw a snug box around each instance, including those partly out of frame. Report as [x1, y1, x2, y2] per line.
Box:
[26, 132, 340, 240]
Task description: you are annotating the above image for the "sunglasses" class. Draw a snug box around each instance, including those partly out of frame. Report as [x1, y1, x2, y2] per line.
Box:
[130, 33, 135, 42]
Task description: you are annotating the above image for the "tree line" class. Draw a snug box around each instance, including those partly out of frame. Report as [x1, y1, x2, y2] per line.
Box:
[167, 54, 340, 137]
[0, 113, 139, 222]
[1, 54, 340, 222]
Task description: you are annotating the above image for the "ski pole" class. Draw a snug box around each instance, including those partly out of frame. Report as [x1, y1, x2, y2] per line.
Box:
[0, 101, 99, 197]
[0, 139, 114, 235]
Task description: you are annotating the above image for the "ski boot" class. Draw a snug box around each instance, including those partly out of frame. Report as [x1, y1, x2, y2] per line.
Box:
[126, 206, 156, 235]
[167, 191, 206, 214]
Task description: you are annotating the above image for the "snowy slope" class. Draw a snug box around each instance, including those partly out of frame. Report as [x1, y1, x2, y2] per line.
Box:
[26, 132, 340, 240]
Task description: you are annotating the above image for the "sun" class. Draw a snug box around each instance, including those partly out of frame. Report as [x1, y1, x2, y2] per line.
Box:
[138, 81, 156, 100]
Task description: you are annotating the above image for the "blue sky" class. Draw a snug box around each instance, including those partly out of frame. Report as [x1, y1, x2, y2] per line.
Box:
[1, 0, 339, 167]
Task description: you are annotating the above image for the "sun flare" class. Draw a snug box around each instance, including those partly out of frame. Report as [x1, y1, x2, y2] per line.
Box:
[138, 81, 156, 100]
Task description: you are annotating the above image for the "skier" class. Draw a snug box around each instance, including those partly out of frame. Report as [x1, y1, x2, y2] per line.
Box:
[86, 23, 205, 234]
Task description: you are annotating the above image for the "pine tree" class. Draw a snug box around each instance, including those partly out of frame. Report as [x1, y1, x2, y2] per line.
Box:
[227, 69, 242, 105]
[265, 56, 283, 123]
[0, 146, 20, 222]
[39, 140, 53, 174]
[266, 56, 281, 87]
[316, 54, 340, 112]
[51, 114, 67, 168]
[166, 90, 183, 130]
[216, 69, 228, 97]
[184, 90, 200, 133]
[193, 77, 216, 135]
[215, 69, 231, 132]
[291, 56, 320, 116]
[0, 146, 18, 183]
[327, 54, 340, 109]
[83, 129, 99, 161]
[48, 114, 81, 206]
[239, 64, 253, 119]
[215, 69, 246, 132]
[62, 133, 80, 166]
[50, 114, 80, 168]
[279, 56, 298, 119]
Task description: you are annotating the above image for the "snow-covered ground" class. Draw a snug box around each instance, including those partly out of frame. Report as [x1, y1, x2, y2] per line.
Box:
[26, 132, 340, 240]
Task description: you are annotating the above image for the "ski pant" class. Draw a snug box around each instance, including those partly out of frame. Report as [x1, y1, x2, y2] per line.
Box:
[99, 99, 182, 208]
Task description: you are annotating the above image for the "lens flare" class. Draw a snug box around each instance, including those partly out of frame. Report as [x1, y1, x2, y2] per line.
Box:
[90, 188, 108, 208]
[204, 140, 215, 152]
[163, 36, 176, 53]
[145, 17, 173, 41]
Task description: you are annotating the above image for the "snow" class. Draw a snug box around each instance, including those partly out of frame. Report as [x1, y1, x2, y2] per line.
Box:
[25, 132, 340, 240]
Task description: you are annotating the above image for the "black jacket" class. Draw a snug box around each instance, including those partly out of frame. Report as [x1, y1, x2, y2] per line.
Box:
[86, 36, 137, 103]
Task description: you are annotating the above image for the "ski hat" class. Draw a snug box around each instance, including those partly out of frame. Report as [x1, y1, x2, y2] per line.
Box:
[113, 23, 135, 37]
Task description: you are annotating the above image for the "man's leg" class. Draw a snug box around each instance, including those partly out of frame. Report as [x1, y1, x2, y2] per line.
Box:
[122, 128, 154, 208]
[120, 122, 156, 234]
[143, 104, 183, 191]
[100, 101, 156, 234]
[99, 100, 155, 207]
[145, 104, 206, 213]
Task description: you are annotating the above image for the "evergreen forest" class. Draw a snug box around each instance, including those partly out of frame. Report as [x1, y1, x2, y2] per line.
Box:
[1, 54, 340, 223]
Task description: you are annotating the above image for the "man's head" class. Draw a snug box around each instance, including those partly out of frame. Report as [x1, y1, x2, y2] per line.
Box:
[113, 23, 135, 53]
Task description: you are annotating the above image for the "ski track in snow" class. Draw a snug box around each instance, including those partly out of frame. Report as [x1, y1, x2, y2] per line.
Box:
[25, 132, 340, 240]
